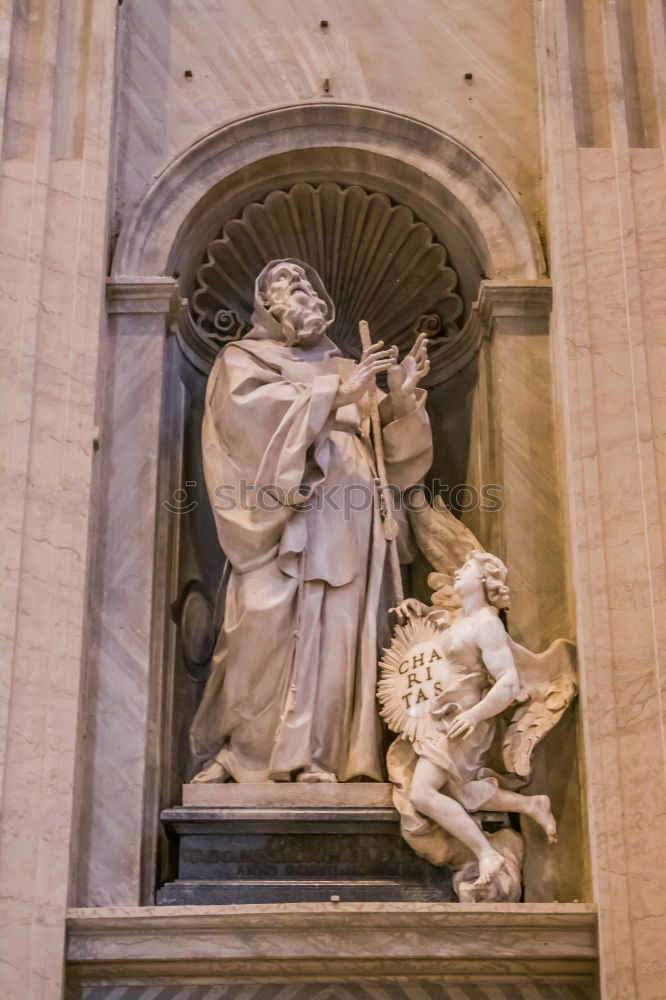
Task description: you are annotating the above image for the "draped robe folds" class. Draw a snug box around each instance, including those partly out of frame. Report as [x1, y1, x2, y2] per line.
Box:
[190, 331, 433, 782]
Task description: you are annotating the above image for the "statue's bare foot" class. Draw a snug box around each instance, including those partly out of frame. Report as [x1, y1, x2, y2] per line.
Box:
[473, 850, 506, 887]
[526, 794, 557, 844]
[191, 759, 229, 784]
[296, 769, 337, 783]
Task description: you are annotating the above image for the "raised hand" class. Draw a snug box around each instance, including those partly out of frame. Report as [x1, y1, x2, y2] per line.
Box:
[335, 340, 398, 407]
[387, 332, 430, 397]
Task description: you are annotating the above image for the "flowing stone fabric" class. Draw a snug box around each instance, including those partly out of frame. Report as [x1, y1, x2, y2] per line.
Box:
[190, 265, 432, 781]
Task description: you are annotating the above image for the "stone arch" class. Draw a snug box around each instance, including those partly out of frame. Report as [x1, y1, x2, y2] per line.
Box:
[104, 104, 555, 882]
[112, 103, 544, 284]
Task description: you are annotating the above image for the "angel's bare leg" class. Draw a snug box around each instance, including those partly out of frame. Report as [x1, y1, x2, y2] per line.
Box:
[410, 758, 505, 885]
[483, 788, 557, 843]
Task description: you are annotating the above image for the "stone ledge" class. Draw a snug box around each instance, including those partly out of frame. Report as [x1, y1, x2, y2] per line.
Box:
[66, 903, 597, 984]
[474, 278, 553, 320]
[182, 781, 395, 808]
[106, 276, 180, 314]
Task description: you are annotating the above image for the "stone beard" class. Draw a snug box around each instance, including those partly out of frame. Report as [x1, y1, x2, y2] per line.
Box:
[190, 259, 432, 783]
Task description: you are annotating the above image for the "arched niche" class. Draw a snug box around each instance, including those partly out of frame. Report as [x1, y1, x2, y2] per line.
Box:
[104, 104, 574, 903]
[112, 103, 544, 282]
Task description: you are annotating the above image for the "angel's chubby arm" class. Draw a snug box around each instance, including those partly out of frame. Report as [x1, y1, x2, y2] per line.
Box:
[474, 614, 521, 719]
[446, 614, 520, 739]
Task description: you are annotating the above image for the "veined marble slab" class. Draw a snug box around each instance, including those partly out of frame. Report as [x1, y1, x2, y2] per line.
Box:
[182, 782, 395, 808]
[65, 903, 598, 986]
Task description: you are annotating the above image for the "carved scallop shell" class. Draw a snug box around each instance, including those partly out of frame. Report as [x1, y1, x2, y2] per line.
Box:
[187, 182, 464, 371]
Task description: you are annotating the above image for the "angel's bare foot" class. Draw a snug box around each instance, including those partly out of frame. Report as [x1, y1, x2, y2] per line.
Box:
[296, 769, 337, 783]
[525, 794, 557, 843]
[191, 759, 229, 783]
[474, 849, 506, 887]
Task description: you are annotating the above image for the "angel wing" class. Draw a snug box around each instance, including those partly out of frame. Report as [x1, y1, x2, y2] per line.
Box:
[406, 494, 577, 778]
[407, 492, 484, 613]
[503, 637, 577, 780]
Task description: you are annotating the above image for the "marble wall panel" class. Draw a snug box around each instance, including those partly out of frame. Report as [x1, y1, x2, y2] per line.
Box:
[536, 1, 666, 997]
[113, 0, 544, 240]
[0, 2, 116, 997]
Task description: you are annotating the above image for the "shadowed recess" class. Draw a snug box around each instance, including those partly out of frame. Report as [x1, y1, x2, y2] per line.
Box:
[185, 182, 464, 373]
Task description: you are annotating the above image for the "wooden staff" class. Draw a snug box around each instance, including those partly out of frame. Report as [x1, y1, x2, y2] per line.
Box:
[358, 320, 404, 607]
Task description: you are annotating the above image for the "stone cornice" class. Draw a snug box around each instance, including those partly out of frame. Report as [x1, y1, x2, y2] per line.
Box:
[66, 902, 597, 984]
[452, 278, 553, 371]
[428, 278, 553, 382]
[106, 276, 180, 315]
[474, 279, 553, 322]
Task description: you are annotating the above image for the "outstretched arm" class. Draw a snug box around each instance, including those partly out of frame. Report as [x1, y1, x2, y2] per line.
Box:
[446, 615, 520, 739]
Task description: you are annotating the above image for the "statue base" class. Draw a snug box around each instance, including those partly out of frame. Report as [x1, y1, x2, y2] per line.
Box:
[157, 784, 456, 905]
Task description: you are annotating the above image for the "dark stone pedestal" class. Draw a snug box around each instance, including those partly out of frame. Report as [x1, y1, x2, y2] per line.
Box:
[157, 805, 455, 904]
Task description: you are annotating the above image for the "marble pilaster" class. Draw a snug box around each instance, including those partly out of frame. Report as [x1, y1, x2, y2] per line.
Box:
[0, 2, 116, 997]
[71, 278, 178, 908]
[536, 1, 666, 997]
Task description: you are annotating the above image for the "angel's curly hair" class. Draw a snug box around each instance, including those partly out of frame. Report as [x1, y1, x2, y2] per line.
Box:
[466, 549, 511, 611]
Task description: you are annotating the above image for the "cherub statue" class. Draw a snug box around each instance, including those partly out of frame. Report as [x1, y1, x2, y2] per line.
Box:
[378, 496, 577, 901]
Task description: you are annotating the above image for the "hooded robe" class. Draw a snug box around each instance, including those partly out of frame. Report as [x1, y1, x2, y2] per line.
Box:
[190, 261, 433, 781]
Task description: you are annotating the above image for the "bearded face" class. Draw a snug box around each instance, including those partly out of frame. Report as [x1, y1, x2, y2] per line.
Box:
[260, 262, 329, 347]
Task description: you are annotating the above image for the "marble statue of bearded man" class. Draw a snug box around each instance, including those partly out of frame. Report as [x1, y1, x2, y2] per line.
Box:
[190, 259, 432, 783]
